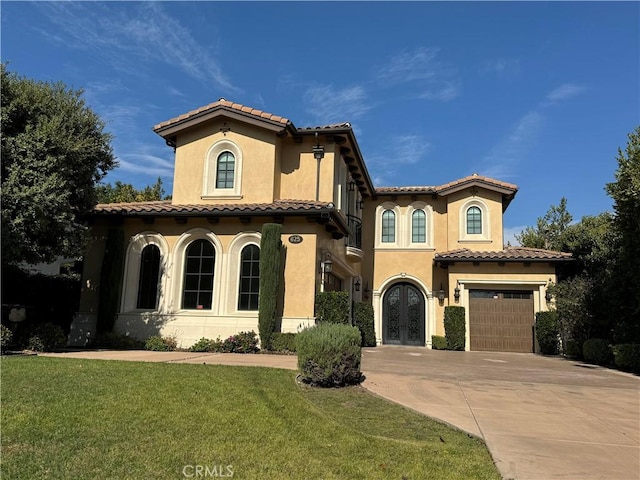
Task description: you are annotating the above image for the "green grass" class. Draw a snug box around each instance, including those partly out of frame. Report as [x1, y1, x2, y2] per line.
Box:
[1, 356, 499, 479]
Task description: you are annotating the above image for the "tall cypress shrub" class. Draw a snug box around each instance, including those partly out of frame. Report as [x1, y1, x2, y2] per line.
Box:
[97, 228, 125, 334]
[444, 306, 466, 351]
[258, 223, 282, 350]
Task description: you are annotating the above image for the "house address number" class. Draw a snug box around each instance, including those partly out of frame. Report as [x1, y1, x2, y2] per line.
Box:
[288, 235, 303, 244]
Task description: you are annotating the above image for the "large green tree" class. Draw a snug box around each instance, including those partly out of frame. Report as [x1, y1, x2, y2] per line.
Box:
[96, 177, 167, 204]
[606, 127, 640, 342]
[1, 65, 116, 265]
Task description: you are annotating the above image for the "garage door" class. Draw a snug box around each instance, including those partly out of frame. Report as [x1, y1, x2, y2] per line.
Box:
[469, 290, 534, 352]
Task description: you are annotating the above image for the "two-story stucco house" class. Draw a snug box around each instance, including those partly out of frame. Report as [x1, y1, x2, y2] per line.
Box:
[70, 99, 571, 352]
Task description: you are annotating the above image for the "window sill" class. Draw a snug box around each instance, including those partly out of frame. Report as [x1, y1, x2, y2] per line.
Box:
[201, 194, 243, 200]
[458, 239, 493, 244]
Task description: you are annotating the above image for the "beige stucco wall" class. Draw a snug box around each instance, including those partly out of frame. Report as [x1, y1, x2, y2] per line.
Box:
[172, 120, 279, 205]
[446, 189, 504, 251]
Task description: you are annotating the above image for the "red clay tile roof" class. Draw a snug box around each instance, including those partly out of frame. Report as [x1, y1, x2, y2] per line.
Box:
[153, 98, 291, 132]
[94, 199, 334, 216]
[434, 247, 572, 262]
[376, 174, 518, 196]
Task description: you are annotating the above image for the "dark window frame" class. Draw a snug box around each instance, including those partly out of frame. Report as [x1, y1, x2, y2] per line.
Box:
[238, 244, 260, 311]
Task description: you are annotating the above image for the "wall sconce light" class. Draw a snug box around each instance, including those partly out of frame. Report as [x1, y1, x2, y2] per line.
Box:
[312, 132, 325, 160]
[454, 283, 460, 302]
[354, 277, 361, 292]
[357, 199, 364, 210]
[545, 278, 553, 302]
[320, 257, 333, 293]
[348, 180, 356, 192]
[437, 282, 446, 303]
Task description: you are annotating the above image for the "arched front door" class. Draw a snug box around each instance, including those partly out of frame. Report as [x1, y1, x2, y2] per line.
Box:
[383, 283, 425, 346]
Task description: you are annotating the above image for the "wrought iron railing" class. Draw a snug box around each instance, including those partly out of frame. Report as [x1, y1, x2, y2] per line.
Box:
[346, 214, 362, 249]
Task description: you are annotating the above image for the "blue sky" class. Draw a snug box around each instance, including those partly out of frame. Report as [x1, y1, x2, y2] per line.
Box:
[2, 1, 638, 244]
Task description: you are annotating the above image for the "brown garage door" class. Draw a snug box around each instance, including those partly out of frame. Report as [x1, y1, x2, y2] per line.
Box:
[469, 290, 534, 352]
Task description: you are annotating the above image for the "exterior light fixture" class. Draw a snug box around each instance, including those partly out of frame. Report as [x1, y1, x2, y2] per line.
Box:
[354, 277, 361, 292]
[454, 284, 460, 302]
[320, 254, 333, 293]
[348, 180, 356, 192]
[437, 282, 446, 303]
[545, 278, 553, 302]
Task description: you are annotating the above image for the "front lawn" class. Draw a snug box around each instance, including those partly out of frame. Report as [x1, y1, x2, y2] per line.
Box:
[1, 357, 499, 479]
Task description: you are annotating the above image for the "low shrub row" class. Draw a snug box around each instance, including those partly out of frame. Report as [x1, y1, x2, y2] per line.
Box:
[188, 331, 259, 353]
[145, 335, 178, 352]
[1, 322, 67, 352]
[431, 335, 448, 350]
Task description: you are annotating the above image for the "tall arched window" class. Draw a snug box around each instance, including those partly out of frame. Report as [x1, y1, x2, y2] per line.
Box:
[412, 210, 426, 243]
[136, 244, 160, 309]
[238, 244, 260, 311]
[215, 151, 235, 189]
[467, 206, 482, 234]
[381, 210, 396, 243]
[182, 239, 215, 309]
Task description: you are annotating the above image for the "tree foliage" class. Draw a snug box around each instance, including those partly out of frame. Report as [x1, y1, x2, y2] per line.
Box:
[96, 177, 167, 204]
[515, 197, 572, 251]
[1, 65, 116, 265]
[606, 127, 640, 342]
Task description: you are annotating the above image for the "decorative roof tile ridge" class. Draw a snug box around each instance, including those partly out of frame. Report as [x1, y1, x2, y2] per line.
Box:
[153, 98, 290, 131]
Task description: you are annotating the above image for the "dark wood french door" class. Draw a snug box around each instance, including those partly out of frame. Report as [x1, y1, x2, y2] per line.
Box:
[383, 283, 425, 346]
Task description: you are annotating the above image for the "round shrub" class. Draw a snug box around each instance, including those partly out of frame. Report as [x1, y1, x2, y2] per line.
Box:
[190, 337, 216, 352]
[582, 338, 611, 365]
[25, 323, 67, 352]
[297, 323, 363, 387]
[1, 324, 14, 348]
[431, 335, 448, 350]
[612, 344, 640, 373]
[144, 335, 177, 352]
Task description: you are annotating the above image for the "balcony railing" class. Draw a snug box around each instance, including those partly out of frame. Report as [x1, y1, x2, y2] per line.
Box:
[346, 214, 362, 249]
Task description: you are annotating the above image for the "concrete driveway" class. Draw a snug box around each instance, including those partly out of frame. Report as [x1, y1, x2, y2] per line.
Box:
[41, 348, 639, 479]
[361, 347, 639, 480]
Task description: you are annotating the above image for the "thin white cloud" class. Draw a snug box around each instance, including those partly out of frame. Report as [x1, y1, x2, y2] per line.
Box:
[480, 111, 544, 179]
[503, 225, 527, 247]
[117, 152, 174, 178]
[377, 47, 460, 102]
[39, 2, 239, 94]
[303, 84, 371, 124]
[480, 58, 521, 76]
[545, 83, 587, 103]
[366, 134, 432, 186]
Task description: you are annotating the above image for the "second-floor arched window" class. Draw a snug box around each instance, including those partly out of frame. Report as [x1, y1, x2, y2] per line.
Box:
[466, 206, 482, 235]
[382, 210, 396, 243]
[412, 210, 426, 243]
[215, 151, 235, 189]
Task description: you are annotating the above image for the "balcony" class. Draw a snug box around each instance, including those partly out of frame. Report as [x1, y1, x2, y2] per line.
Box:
[346, 214, 363, 261]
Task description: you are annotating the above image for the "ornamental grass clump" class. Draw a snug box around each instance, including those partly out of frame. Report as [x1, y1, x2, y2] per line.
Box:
[297, 323, 363, 387]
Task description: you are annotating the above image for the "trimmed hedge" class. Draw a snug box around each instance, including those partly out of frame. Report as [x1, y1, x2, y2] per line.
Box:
[612, 344, 640, 373]
[353, 302, 376, 347]
[536, 311, 559, 355]
[582, 338, 611, 365]
[444, 306, 465, 351]
[431, 335, 448, 350]
[271, 332, 297, 353]
[297, 323, 363, 387]
[315, 291, 350, 324]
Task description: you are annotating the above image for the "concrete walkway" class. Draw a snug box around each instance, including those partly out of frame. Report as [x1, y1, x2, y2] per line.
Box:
[41, 348, 639, 480]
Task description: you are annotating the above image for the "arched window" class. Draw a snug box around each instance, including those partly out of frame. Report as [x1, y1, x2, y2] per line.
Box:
[238, 244, 260, 311]
[215, 151, 235, 189]
[136, 244, 160, 309]
[467, 206, 482, 234]
[182, 239, 215, 309]
[412, 210, 426, 243]
[381, 210, 396, 243]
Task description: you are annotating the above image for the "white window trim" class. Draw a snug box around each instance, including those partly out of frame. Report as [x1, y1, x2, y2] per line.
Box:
[459, 199, 490, 242]
[375, 202, 402, 249]
[407, 202, 434, 248]
[170, 228, 224, 314]
[202, 139, 243, 199]
[120, 232, 170, 313]
[225, 232, 262, 316]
